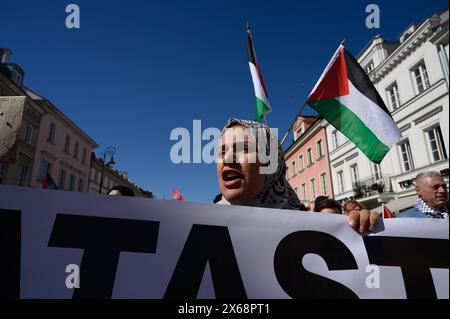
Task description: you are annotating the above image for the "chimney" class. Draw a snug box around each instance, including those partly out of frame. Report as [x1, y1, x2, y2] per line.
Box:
[1, 48, 12, 64]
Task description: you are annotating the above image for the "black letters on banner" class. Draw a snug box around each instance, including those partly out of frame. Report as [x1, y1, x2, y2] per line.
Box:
[48, 214, 159, 299]
[164, 224, 247, 299]
[274, 230, 359, 299]
[0, 209, 21, 299]
[363, 236, 449, 299]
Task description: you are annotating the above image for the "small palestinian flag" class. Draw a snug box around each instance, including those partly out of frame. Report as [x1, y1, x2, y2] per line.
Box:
[172, 188, 186, 201]
[307, 45, 401, 163]
[247, 24, 272, 122]
[383, 204, 394, 219]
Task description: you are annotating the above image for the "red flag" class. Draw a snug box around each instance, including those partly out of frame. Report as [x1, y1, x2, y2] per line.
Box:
[383, 205, 394, 219]
[42, 172, 58, 189]
[42, 177, 48, 189]
[172, 188, 185, 201]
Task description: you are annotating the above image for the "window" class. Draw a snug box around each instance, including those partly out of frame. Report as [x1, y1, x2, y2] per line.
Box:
[337, 171, 345, 193]
[320, 173, 327, 196]
[64, 135, 71, 154]
[317, 139, 323, 158]
[38, 160, 51, 181]
[332, 130, 339, 149]
[73, 142, 79, 159]
[299, 155, 304, 171]
[307, 148, 313, 166]
[16, 166, 28, 186]
[48, 123, 56, 143]
[387, 82, 400, 110]
[295, 126, 303, 140]
[310, 178, 316, 200]
[365, 60, 374, 74]
[294, 187, 298, 196]
[69, 174, 76, 191]
[412, 61, 430, 94]
[82, 148, 87, 164]
[426, 125, 447, 162]
[399, 140, 414, 172]
[292, 161, 296, 176]
[59, 170, 67, 190]
[301, 183, 307, 201]
[78, 178, 84, 192]
[11, 71, 23, 86]
[350, 164, 359, 185]
[373, 163, 381, 181]
[0, 164, 8, 184]
[24, 125, 33, 144]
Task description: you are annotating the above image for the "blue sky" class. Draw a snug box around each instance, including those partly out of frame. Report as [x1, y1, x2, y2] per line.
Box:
[1, 0, 447, 202]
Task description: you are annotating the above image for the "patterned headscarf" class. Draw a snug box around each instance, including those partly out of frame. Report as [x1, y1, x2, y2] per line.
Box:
[217, 118, 303, 210]
[414, 197, 449, 219]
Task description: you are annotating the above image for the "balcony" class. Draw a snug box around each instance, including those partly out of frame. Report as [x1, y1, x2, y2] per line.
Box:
[352, 174, 393, 199]
[336, 174, 394, 208]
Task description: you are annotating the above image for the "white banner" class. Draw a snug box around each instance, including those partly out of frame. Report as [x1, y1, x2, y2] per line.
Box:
[0, 185, 448, 299]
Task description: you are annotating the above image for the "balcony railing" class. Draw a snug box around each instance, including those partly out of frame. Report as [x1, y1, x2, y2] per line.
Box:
[352, 174, 393, 199]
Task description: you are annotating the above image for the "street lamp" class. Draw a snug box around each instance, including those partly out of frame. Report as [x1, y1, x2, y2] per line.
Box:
[98, 146, 116, 194]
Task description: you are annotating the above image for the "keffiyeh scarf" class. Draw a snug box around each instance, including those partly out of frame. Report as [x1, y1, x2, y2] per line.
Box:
[414, 197, 449, 219]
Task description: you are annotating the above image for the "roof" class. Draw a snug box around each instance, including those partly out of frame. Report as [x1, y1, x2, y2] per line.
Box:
[33, 96, 99, 149]
[284, 116, 322, 155]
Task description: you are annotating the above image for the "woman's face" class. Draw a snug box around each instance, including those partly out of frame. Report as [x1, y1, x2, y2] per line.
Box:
[344, 202, 363, 215]
[217, 125, 266, 205]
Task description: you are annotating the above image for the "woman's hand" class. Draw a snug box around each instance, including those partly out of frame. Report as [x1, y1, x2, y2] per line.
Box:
[347, 209, 380, 233]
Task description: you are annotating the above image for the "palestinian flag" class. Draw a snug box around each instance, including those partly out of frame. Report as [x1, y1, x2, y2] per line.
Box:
[383, 204, 394, 219]
[247, 26, 272, 121]
[172, 188, 186, 201]
[307, 45, 401, 163]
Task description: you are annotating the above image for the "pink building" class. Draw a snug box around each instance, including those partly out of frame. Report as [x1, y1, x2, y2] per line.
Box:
[284, 116, 334, 209]
[29, 94, 98, 191]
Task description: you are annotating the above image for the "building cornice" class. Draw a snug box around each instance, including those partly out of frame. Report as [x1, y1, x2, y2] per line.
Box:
[59, 160, 87, 177]
[370, 17, 440, 83]
[356, 35, 383, 62]
[91, 156, 145, 193]
[36, 99, 98, 149]
[0, 73, 45, 116]
[394, 79, 447, 124]
[40, 150, 57, 161]
[284, 118, 323, 158]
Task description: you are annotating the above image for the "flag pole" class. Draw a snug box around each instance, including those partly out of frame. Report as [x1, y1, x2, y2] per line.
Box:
[280, 102, 307, 144]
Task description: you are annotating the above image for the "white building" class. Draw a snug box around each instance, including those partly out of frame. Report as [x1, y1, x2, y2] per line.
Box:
[326, 7, 449, 212]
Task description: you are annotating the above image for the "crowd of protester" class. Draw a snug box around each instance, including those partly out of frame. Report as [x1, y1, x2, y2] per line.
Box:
[213, 118, 448, 221]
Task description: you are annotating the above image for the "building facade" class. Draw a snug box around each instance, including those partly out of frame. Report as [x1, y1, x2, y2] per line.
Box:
[88, 153, 153, 198]
[285, 116, 334, 209]
[0, 50, 45, 187]
[1, 47, 154, 198]
[28, 95, 99, 192]
[326, 8, 449, 212]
